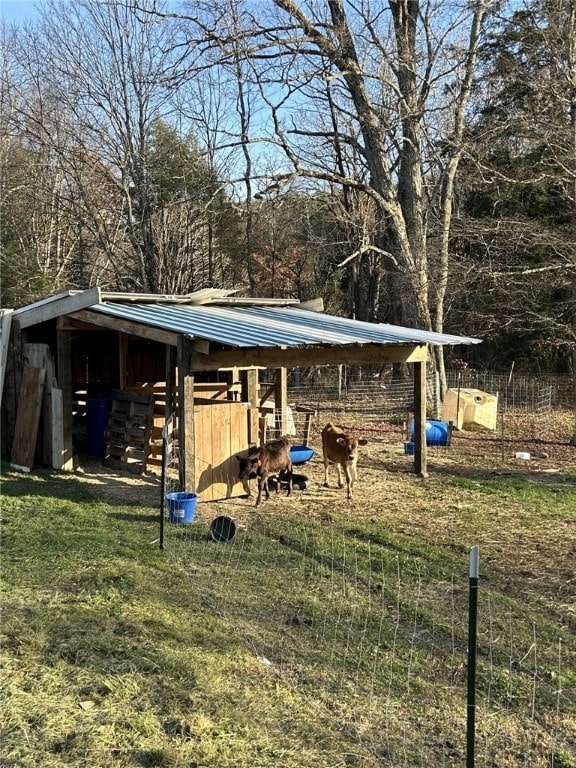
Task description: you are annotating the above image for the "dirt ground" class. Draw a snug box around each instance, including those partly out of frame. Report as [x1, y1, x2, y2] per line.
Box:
[72, 409, 576, 511]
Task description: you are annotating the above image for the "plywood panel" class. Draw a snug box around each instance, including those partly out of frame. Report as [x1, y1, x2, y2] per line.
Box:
[228, 404, 249, 497]
[10, 366, 46, 471]
[193, 403, 211, 497]
[211, 402, 232, 501]
[193, 401, 250, 501]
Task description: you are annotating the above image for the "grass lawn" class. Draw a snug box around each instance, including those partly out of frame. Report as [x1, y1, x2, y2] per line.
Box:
[1, 434, 575, 767]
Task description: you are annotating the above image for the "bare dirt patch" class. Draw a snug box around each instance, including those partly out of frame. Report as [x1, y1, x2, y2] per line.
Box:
[73, 408, 576, 509]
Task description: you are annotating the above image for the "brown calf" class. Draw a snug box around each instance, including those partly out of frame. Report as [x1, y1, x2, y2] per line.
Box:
[238, 436, 293, 507]
[321, 423, 368, 501]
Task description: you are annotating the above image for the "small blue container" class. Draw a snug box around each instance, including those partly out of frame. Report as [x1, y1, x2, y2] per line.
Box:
[290, 445, 315, 466]
[410, 419, 449, 447]
[404, 441, 415, 455]
[166, 492, 198, 524]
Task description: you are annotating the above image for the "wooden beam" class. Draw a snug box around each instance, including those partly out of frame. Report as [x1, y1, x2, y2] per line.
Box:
[0, 308, 14, 408]
[50, 388, 65, 470]
[275, 367, 288, 436]
[202, 297, 300, 307]
[15, 288, 101, 328]
[165, 344, 176, 422]
[413, 361, 428, 478]
[241, 369, 259, 406]
[119, 333, 128, 390]
[56, 329, 74, 471]
[191, 343, 427, 371]
[58, 316, 110, 332]
[99, 288, 234, 304]
[63, 309, 179, 346]
[177, 336, 195, 493]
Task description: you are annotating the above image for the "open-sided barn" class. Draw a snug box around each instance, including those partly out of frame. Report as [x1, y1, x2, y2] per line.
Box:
[0, 288, 481, 500]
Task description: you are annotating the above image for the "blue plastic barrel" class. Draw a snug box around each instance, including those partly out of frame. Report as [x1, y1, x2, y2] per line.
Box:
[86, 398, 112, 457]
[410, 419, 449, 447]
[166, 492, 198, 524]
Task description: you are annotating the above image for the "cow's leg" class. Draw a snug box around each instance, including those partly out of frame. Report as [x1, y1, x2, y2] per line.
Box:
[323, 456, 330, 487]
[344, 465, 354, 499]
[349, 462, 358, 490]
[336, 463, 345, 488]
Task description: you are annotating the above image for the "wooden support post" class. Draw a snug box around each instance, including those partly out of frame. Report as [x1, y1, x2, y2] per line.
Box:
[56, 329, 74, 470]
[165, 344, 176, 422]
[413, 360, 428, 478]
[119, 333, 128, 389]
[0, 308, 13, 409]
[241, 369, 259, 406]
[274, 367, 287, 437]
[177, 336, 195, 492]
[241, 369, 260, 446]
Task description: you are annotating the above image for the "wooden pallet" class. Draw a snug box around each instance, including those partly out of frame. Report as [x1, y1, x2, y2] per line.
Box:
[103, 389, 155, 475]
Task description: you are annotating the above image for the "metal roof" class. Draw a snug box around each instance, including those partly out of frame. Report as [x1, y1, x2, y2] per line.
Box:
[90, 301, 481, 349]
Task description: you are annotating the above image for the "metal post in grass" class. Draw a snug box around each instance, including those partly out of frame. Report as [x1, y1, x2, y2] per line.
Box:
[159, 422, 167, 550]
[467, 546, 480, 768]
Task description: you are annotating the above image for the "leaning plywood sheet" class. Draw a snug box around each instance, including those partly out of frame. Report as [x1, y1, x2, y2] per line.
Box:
[10, 365, 46, 472]
[103, 389, 155, 475]
[0, 308, 13, 408]
[25, 343, 56, 466]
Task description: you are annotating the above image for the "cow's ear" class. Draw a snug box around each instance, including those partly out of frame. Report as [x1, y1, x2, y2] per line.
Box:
[336, 437, 347, 447]
[358, 439, 368, 446]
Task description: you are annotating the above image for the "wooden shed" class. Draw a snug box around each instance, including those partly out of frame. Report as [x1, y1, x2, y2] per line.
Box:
[0, 288, 481, 500]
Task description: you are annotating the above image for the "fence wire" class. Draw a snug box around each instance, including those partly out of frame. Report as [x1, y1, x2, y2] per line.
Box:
[159, 369, 575, 766]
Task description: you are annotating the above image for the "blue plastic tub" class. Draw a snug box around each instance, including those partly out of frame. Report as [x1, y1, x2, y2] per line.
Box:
[166, 492, 198, 524]
[290, 445, 315, 466]
[410, 419, 449, 447]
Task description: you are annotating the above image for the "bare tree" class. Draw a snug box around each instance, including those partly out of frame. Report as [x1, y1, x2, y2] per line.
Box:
[4, 0, 216, 294]
[181, 0, 491, 381]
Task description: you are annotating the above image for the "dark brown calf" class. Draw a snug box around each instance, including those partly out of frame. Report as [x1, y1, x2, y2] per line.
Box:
[321, 423, 368, 500]
[238, 436, 293, 506]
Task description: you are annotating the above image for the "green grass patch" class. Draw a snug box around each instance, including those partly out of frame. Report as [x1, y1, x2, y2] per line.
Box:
[2, 461, 575, 767]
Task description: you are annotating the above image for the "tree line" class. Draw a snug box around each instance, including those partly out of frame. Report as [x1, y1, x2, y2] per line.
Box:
[1, 0, 575, 379]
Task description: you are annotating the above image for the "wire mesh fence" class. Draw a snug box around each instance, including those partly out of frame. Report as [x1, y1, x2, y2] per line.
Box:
[158, 367, 575, 766]
[284, 367, 574, 423]
[160, 509, 575, 767]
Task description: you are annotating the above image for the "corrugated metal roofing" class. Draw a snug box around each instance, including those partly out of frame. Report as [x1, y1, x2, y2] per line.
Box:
[90, 301, 481, 348]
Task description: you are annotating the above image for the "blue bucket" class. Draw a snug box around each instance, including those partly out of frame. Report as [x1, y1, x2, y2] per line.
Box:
[410, 419, 449, 447]
[166, 492, 198, 524]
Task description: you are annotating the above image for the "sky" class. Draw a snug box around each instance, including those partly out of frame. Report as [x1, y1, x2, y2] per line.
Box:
[1, 0, 42, 26]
